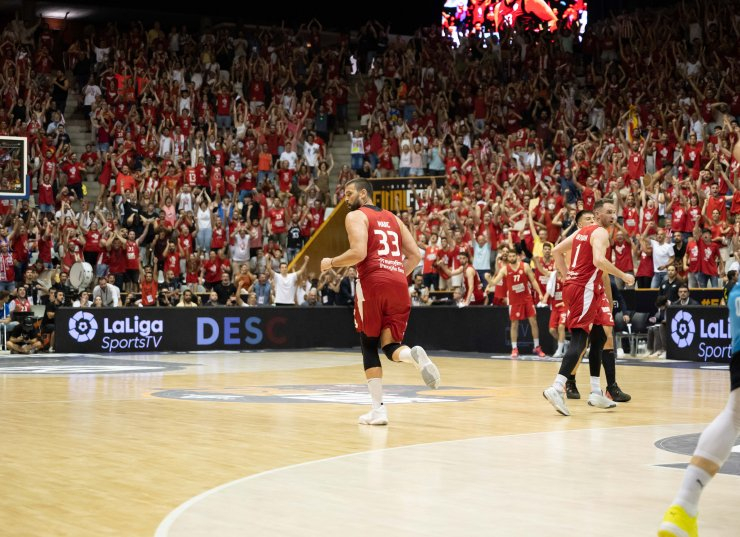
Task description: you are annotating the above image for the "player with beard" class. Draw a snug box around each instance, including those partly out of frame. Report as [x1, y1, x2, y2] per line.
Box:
[564, 212, 633, 403]
[488, 249, 545, 357]
[543, 199, 635, 415]
[321, 178, 440, 426]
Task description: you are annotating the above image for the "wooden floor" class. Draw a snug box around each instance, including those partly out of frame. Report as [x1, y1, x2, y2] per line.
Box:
[1, 350, 737, 536]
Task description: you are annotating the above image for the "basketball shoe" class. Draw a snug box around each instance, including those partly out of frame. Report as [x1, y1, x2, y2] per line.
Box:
[565, 379, 581, 400]
[606, 382, 632, 402]
[543, 386, 570, 416]
[358, 406, 388, 426]
[411, 346, 440, 389]
[658, 504, 698, 537]
[533, 346, 546, 357]
[588, 390, 617, 409]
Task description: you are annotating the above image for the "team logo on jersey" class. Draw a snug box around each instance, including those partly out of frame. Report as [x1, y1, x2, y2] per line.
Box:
[671, 310, 695, 348]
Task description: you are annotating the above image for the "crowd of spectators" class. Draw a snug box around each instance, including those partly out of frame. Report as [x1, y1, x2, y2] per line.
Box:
[0, 0, 737, 337]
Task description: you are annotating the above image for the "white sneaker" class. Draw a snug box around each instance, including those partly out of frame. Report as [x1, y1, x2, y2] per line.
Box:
[588, 391, 617, 409]
[543, 386, 570, 416]
[358, 406, 388, 426]
[410, 346, 440, 389]
[553, 350, 564, 360]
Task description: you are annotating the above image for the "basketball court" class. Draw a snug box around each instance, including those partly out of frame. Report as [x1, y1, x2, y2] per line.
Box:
[2, 350, 737, 536]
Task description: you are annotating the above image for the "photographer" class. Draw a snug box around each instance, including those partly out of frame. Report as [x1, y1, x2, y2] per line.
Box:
[7, 316, 44, 354]
[409, 273, 431, 306]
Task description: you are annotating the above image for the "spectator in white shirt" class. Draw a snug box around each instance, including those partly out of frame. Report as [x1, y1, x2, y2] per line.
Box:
[268, 255, 309, 305]
[302, 134, 321, 176]
[279, 141, 298, 170]
[92, 276, 122, 307]
[472, 233, 493, 283]
[650, 227, 675, 289]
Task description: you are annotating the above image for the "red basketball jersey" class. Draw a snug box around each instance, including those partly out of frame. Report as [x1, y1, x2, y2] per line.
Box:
[535, 256, 554, 293]
[566, 224, 602, 288]
[463, 266, 485, 304]
[357, 205, 407, 286]
[505, 261, 532, 306]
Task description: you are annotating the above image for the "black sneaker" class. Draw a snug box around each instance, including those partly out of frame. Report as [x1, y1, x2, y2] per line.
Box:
[606, 382, 631, 402]
[565, 379, 580, 400]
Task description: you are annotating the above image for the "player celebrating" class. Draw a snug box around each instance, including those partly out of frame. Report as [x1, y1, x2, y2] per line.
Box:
[437, 250, 486, 306]
[321, 178, 440, 426]
[543, 200, 635, 415]
[489, 249, 546, 357]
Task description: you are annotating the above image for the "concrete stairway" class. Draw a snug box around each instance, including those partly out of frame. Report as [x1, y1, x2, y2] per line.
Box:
[63, 88, 101, 200]
[324, 74, 362, 205]
[60, 76, 364, 206]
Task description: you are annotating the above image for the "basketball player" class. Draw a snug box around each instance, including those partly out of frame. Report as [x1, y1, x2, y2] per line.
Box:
[489, 249, 545, 357]
[543, 200, 635, 415]
[541, 269, 567, 359]
[492, 0, 559, 32]
[437, 250, 485, 306]
[566, 212, 633, 403]
[320, 178, 440, 426]
[657, 135, 740, 537]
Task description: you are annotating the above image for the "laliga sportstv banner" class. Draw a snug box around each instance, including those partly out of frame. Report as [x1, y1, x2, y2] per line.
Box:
[56, 306, 557, 354]
[56, 307, 359, 353]
[666, 306, 731, 362]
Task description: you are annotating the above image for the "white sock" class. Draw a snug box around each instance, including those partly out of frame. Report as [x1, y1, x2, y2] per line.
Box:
[367, 378, 383, 409]
[397, 347, 414, 365]
[512, 342, 517, 349]
[553, 374, 567, 392]
[672, 465, 712, 517]
[590, 376, 601, 394]
[533, 338, 540, 347]
[557, 342, 564, 354]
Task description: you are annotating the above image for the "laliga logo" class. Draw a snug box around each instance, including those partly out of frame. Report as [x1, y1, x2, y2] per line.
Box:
[69, 311, 98, 342]
[671, 310, 695, 348]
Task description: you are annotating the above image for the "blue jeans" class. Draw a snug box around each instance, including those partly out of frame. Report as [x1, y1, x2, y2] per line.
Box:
[196, 228, 212, 252]
[258, 171, 273, 188]
[216, 114, 232, 130]
[238, 189, 254, 203]
[650, 272, 666, 289]
[697, 273, 719, 288]
[351, 154, 364, 170]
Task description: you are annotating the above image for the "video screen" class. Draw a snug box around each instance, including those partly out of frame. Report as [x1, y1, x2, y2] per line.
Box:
[0, 137, 27, 197]
[442, 0, 588, 43]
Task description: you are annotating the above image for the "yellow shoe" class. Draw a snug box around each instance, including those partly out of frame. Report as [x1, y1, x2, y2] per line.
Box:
[658, 504, 698, 537]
